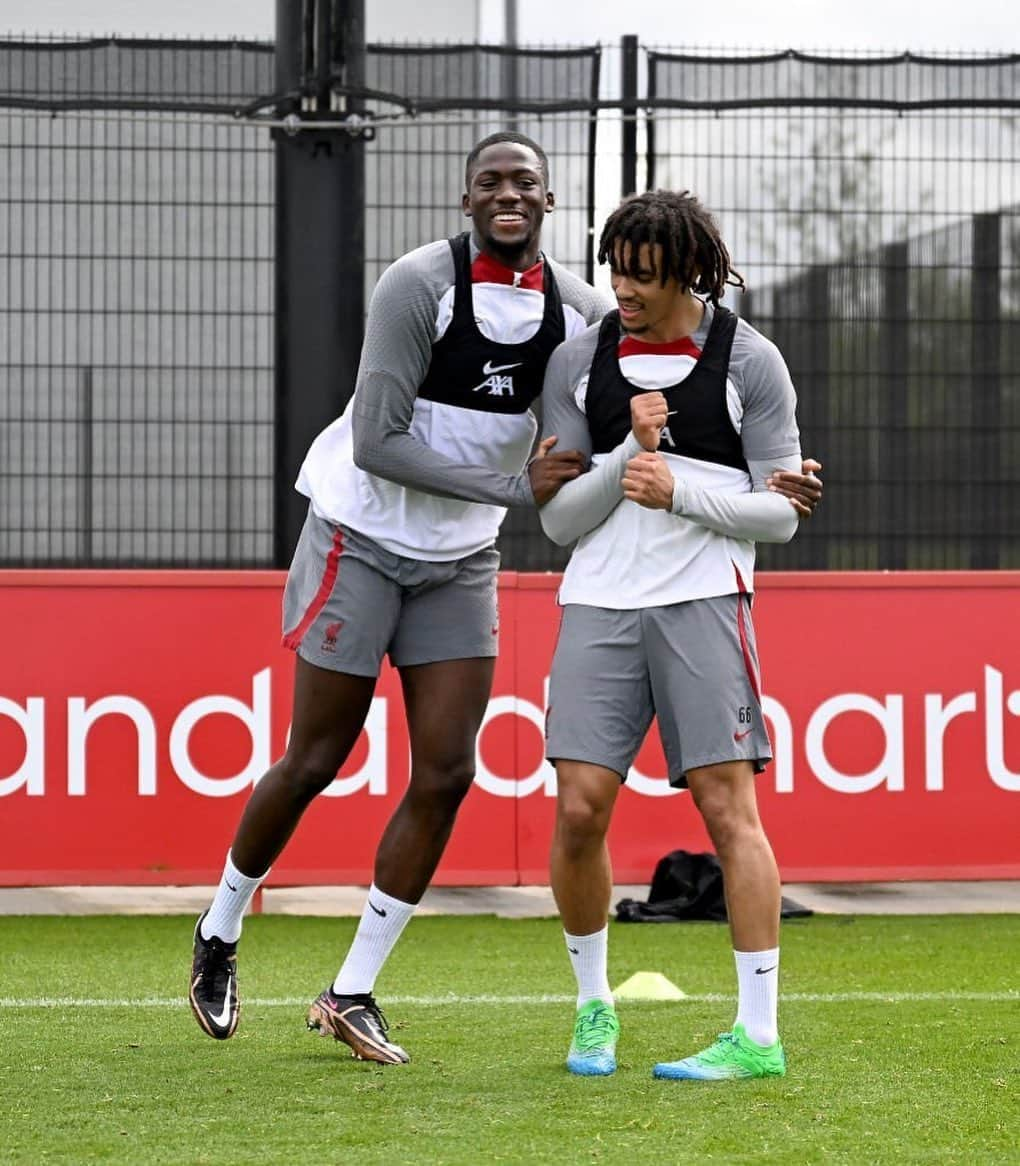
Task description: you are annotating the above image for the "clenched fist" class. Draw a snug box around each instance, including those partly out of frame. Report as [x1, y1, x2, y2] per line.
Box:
[631, 391, 669, 451]
[622, 451, 675, 510]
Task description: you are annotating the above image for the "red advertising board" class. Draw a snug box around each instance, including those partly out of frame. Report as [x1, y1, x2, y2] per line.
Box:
[1, 570, 1018, 885]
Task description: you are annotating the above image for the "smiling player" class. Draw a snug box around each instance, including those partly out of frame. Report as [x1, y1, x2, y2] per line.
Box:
[188, 133, 610, 1060]
[189, 150, 824, 1066]
[538, 189, 809, 1081]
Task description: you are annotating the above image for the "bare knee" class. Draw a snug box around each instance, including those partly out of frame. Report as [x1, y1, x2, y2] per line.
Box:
[405, 755, 477, 819]
[277, 747, 348, 804]
[556, 785, 612, 858]
[689, 767, 763, 858]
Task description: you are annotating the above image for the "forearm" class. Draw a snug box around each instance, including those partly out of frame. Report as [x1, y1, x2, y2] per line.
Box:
[346, 245, 532, 507]
[353, 379, 532, 507]
[671, 455, 801, 543]
[539, 432, 644, 545]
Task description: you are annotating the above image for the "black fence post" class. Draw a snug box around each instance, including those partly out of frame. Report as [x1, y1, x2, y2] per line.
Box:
[645, 48, 656, 192]
[802, 265, 830, 569]
[880, 240, 909, 569]
[584, 51, 601, 286]
[971, 212, 1001, 569]
[621, 35, 638, 198]
[502, 0, 519, 132]
[80, 365, 94, 565]
[273, 0, 366, 567]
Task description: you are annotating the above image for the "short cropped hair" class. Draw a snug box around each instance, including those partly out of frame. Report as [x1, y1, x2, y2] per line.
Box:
[464, 132, 550, 188]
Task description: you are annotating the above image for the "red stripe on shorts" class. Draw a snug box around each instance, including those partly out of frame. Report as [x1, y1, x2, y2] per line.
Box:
[281, 527, 345, 651]
[732, 562, 761, 701]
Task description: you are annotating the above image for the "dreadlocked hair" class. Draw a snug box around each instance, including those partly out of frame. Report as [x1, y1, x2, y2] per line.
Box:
[597, 190, 745, 305]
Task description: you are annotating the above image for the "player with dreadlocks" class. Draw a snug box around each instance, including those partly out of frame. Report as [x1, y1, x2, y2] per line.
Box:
[536, 189, 814, 1080]
[598, 188, 746, 304]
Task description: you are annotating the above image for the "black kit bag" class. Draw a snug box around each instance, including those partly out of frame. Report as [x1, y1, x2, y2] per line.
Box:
[615, 849, 813, 923]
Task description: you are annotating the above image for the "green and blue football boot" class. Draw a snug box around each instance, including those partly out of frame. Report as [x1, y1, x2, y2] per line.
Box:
[653, 1023, 786, 1080]
[566, 999, 620, 1077]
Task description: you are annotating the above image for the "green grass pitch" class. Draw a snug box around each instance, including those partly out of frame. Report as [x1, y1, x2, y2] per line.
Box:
[1, 913, 1017, 1164]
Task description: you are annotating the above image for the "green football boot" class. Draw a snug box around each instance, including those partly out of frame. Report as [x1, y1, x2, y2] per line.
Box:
[566, 999, 620, 1077]
[653, 1022, 786, 1080]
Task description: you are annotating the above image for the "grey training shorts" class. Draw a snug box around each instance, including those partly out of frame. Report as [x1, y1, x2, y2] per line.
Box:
[282, 506, 500, 676]
[545, 595, 772, 788]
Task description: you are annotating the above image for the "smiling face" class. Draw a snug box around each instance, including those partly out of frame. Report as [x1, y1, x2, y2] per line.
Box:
[610, 240, 690, 341]
[463, 142, 554, 268]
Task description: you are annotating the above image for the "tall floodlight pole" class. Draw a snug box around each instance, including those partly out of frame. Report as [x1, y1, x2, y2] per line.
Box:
[273, 0, 366, 566]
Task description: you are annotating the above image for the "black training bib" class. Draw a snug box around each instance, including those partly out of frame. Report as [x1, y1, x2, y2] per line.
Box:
[583, 306, 746, 471]
[416, 233, 566, 416]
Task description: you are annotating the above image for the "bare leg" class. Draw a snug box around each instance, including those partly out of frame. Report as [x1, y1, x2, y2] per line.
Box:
[191, 657, 377, 1040]
[371, 657, 495, 903]
[550, 761, 622, 936]
[551, 761, 621, 1074]
[685, 760, 780, 951]
[230, 657, 376, 876]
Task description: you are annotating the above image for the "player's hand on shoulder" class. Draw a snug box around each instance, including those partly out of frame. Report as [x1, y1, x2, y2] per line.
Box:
[622, 451, 674, 511]
[630, 392, 669, 451]
[766, 457, 823, 519]
[529, 436, 587, 506]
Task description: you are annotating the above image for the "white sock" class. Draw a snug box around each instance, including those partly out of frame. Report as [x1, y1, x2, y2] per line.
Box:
[333, 884, 416, 996]
[734, 947, 780, 1047]
[200, 851, 268, 944]
[564, 926, 613, 1008]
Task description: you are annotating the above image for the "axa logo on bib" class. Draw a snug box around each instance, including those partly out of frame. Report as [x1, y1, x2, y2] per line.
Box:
[472, 359, 521, 395]
[1, 666, 1019, 799]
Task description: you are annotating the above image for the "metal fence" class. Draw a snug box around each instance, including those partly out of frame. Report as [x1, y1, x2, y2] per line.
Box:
[2, 39, 1018, 569]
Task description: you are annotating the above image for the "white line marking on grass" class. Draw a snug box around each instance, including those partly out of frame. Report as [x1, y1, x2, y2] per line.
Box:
[1, 990, 1017, 1008]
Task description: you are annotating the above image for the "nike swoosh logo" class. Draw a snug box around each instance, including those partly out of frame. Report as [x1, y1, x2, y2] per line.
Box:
[368, 901, 387, 917]
[225, 880, 238, 892]
[482, 360, 522, 375]
[209, 983, 234, 1028]
[733, 728, 753, 742]
[755, 965, 777, 975]
[567, 946, 579, 955]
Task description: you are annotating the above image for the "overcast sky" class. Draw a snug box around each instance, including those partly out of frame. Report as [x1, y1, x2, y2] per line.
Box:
[1, 0, 1016, 53]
